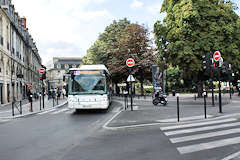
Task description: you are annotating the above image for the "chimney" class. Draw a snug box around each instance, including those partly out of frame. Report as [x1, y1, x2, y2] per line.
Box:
[23, 17, 26, 28]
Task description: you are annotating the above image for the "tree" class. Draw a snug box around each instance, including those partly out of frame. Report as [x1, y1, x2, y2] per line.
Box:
[107, 24, 155, 95]
[82, 18, 131, 65]
[154, 0, 240, 96]
[83, 19, 155, 95]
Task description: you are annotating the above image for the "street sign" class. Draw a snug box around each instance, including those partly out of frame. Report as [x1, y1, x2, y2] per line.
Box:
[126, 58, 135, 68]
[39, 68, 45, 74]
[214, 51, 221, 62]
[127, 75, 135, 82]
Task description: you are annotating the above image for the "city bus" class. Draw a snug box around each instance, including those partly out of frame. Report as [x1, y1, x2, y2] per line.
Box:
[67, 65, 112, 111]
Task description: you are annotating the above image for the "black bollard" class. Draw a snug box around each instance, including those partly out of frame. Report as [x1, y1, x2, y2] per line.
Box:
[204, 93, 207, 119]
[177, 93, 180, 122]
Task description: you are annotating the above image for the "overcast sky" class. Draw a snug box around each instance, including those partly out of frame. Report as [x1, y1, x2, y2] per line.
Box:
[11, 0, 240, 64]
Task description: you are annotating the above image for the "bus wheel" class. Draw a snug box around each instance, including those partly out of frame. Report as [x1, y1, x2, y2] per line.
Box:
[75, 109, 81, 113]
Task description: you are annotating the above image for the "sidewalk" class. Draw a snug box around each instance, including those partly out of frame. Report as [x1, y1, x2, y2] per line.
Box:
[109, 93, 240, 127]
[0, 97, 67, 119]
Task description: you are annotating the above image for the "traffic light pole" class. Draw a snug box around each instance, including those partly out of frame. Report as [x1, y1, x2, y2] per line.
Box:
[42, 78, 45, 109]
[218, 67, 222, 113]
[211, 65, 215, 106]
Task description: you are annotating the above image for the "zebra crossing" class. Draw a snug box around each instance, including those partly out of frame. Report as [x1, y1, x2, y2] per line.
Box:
[160, 118, 240, 154]
[37, 108, 73, 115]
[37, 107, 121, 115]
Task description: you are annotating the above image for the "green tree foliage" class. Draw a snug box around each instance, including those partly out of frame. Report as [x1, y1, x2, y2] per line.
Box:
[83, 18, 155, 83]
[82, 18, 130, 65]
[108, 24, 155, 82]
[154, 0, 240, 80]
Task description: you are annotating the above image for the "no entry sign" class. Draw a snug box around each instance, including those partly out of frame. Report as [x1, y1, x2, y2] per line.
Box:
[39, 68, 45, 74]
[126, 58, 135, 67]
[214, 51, 221, 62]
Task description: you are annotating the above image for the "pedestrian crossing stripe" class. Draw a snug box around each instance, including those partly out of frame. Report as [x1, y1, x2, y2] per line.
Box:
[170, 128, 240, 143]
[38, 108, 56, 115]
[160, 118, 237, 131]
[178, 136, 240, 154]
[51, 108, 70, 114]
[160, 118, 240, 154]
[157, 115, 214, 123]
[165, 121, 240, 136]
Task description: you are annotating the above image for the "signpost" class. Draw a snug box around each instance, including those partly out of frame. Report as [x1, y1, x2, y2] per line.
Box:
[126, 58, 135, 68]
[214, 51, 223, 113]
[214, 51, 221, 62]
[39, 68, 45, 74]
[126, 58, 135, 111]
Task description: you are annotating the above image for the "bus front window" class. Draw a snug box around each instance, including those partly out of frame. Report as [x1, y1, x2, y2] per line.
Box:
[70, 74, 106, 94]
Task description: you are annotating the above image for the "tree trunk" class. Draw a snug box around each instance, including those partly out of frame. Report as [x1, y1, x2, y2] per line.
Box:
[197, 80, 203, 98]
[140, 79, 144, 96]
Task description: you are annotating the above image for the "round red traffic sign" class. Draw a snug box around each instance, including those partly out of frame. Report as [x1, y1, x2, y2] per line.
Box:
[214, 51, 221, 62]
[39, 68, 45, 74]
[126, 58, 135, 67]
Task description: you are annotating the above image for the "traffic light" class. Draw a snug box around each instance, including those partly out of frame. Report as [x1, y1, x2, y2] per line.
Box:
[42, 72, 46, 79]
[203, 52, 211, 70]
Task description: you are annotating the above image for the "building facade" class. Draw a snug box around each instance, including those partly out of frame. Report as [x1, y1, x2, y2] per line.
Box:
[46, 57, 82, 89]
[0, 0, 42, 104]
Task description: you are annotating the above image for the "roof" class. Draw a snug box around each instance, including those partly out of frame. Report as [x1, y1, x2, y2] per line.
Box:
[69, 65, 110, 75]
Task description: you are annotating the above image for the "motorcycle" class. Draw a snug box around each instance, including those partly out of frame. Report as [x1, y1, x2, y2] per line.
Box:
[152, 92, 168, 106]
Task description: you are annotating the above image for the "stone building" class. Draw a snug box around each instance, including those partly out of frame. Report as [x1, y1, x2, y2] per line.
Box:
[46, 57, 82, 89]
[0, 0, 42, 104]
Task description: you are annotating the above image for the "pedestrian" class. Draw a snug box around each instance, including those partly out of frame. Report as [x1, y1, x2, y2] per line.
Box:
[57, 88, 61, 101]
[27, 89, 33, 112]
[62, 88, 66, 99]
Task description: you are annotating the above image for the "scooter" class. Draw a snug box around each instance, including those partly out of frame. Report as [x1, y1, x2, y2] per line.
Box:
[152, 92, 168, 106]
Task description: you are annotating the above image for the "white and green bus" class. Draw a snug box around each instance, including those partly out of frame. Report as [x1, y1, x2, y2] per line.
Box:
[67, 65, 112, 111]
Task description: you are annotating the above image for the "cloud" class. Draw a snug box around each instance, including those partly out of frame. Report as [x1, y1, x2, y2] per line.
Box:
[39, 41, 85, 65]
[11, 0, 114, 63]
[69, 9, 113, 21]
[130, 0, 144, 9]
[147, 3, 162, 15]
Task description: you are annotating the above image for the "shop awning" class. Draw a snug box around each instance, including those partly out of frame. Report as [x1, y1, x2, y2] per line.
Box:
[24, 82, 32, 87]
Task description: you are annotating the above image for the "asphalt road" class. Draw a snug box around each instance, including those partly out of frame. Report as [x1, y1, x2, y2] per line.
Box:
[1, 100, 240, 160]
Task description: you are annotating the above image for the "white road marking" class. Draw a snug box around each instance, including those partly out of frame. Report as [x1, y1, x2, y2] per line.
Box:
[158, 115, 214, 123]
[165, 121, 240, 136]
[170, 127, 240, 143]
[51, 108, 69, 114]
[38, 108, 56, 115]
[177, 136, 240, 154]
[222, 150, 240, 160]
[0, 110, 12, 114]
[160, 118, 237, 131]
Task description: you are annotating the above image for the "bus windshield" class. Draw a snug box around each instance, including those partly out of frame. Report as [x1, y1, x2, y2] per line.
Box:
[69, 71, 107, 95]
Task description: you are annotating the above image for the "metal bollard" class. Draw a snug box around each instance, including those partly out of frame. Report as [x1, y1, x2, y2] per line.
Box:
[194, 94, 196, 101]
[176, 93, 180, 122]
[12, 102, 14, 116]
[53, 96, 55, 107]
[20, 101, 22, 114]
[204, 92, 207, 119]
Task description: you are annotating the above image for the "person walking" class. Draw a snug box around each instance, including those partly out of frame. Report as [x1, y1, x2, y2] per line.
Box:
[27, 89, 33, 112]
[62, 88, 66, 99]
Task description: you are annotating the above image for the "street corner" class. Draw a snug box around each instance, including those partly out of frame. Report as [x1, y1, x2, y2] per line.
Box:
[103, 108, 164, 130]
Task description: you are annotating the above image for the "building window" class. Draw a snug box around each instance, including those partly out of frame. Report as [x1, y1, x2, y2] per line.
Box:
[54, 64, 57, 69]
[61, 64, 65, 69]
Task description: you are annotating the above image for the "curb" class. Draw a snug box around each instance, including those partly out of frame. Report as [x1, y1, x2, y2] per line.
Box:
[103, 99, 240, 130]
[0, 101, 68, 119]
